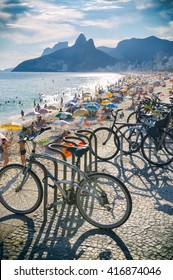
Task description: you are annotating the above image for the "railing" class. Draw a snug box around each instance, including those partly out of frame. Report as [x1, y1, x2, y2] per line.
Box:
[40, 129, 98, 222]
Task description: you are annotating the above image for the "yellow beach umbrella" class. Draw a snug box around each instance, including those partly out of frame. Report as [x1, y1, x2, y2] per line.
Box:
[0, 122, 23, 130]
[101, 100, 110, 106]
[107, 92, 113, 97]
[73, 108, 88, 117]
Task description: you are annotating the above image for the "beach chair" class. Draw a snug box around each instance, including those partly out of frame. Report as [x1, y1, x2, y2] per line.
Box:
[77, 117, 84, 125]
[84, 118, 90, 127]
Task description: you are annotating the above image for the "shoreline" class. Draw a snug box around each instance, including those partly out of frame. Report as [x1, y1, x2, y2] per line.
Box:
[0, 71, 124, 124]
[0, 71, 173, 166]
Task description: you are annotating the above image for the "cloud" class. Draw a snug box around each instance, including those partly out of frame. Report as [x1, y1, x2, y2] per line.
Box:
[0, 0, 85, 44]
[134, 0, 173, 10]
[0, 11, 11, 21]
[94, 37, 120, 47]
[80, 14, 141, 29]
[0, 49, 35, 69]
[134, 0, 158, 10]
[147, 21, 173, 40]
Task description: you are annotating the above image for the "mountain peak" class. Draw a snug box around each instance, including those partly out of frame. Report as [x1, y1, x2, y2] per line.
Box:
[86, 38, 95, 49]
[74, 33, 87, 47]
[42, 41, 68, 56]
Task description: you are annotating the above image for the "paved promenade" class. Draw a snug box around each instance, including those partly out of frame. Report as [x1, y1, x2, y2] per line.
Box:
[0, 150, 173, 260]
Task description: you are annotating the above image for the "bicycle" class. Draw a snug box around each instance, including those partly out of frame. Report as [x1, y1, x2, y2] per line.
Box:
[90, 109, 148, 160]
[0, 127, 132, 229]
[127, 93, 172, 123]
[90, 109, 173, 166]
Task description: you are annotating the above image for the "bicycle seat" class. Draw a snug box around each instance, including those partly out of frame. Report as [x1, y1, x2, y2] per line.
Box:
[155, 111, 171, 128]
[66, 145, 90, 157]
[140, 113, 154, 119]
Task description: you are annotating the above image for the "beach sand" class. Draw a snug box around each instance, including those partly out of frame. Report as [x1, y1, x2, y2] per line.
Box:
[0, 71, 173, 167]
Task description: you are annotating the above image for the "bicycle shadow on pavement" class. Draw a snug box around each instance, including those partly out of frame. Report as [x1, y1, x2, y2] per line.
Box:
[113, 153, 173, 215]
[0, 202, 134, 260]
[0, 214, 35, 260]
[29, 226, 133, 260]
[71, 229, 133, 260]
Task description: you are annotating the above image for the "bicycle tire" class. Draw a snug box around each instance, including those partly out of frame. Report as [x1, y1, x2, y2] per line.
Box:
[76, 173, 132, 229]
[118, 124, 144, 155]
[90, 127, 120, 160]
[127, 107, 149, 124]
[141, 131, 173, 166]
[127, 111, 138, 123]
[0, 164, 43, 214]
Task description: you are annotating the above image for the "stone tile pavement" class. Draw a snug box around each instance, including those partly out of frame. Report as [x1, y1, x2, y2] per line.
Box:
[0, 152, 173, 260]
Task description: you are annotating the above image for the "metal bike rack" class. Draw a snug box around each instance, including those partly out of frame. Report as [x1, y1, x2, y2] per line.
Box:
[38, 129, 98, 222]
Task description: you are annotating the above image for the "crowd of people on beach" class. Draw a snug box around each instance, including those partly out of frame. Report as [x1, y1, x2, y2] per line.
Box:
[0, 72, 173, 167]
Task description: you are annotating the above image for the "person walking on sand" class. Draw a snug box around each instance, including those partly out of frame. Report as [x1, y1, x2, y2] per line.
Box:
[61, 97, 63, 106]
[1, 138, 12, 166]
[18, 127, 27, 165]
[21, 109, 24, 119]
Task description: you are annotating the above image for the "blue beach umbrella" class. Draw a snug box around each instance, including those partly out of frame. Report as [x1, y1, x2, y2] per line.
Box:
[86, 104, 98, 112]
[106, 103, 118, 109]
[56, 112, 72, 119]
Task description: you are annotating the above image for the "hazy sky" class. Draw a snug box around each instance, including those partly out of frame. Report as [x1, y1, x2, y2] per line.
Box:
[0, 0, 173, 69]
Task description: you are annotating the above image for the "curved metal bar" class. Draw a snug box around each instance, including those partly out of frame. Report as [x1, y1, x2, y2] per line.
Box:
[75, 129, 98, 172]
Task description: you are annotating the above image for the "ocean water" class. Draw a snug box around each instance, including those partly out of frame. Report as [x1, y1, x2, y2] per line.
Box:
[0, 72, 123, 123]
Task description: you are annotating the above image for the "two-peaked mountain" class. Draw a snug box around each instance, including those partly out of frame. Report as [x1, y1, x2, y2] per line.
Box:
[12, 34, 173, 72]
[12, 34, 118, 72]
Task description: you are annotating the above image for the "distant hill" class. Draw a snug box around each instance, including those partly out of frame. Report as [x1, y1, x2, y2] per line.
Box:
[12, 34, 173, 72]
[12, 34, 118, 72]
[98, 36, 173, 62]
[41, 41, 68, 56]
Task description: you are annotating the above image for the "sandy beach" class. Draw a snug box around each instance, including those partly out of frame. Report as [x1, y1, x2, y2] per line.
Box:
[0, 71, 173, 167]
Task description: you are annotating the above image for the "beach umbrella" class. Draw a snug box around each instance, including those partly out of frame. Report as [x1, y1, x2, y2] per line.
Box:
[39, 108, 51, 114]
[100, 94, 108, 99]
[107, 92, 113, 98]
[47, 105, 57, 110]
[113, 92, 122, 97]
[87, 102, 100, 109]
[65, 102, 76, 108]
[124, 96, 133, 100]
[55, 112, 72, 119]
[82, 92, 91, 97]
[0, 132, 7, 139]
[0, 122, 23, 130]
[86, 104, 98, 112]
[73, 108, 88, 117]
[68, 99, 78, 103]
[25, 111, 40, 117]
[106, 103, 118, 109]
[101, 100, 110, 106]
[52, 120, 69, 127]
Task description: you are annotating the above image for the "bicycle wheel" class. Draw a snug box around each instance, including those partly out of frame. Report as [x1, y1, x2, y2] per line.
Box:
[118, 124, 143, 155]
[127, 111, 137, 123]
[76, 173, 132, 229]
[90, 127, 120, 160]
[0, 164, 43, 214]
[141, 131, 173, 166]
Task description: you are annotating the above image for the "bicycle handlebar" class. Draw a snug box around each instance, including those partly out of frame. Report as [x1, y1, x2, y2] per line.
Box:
[110, 108, 123, 118]
[20, 126, 51, 142]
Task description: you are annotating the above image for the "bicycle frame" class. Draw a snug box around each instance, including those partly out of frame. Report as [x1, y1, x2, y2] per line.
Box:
[24, 152, 104, 205]
[104, 115, 144, 147]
